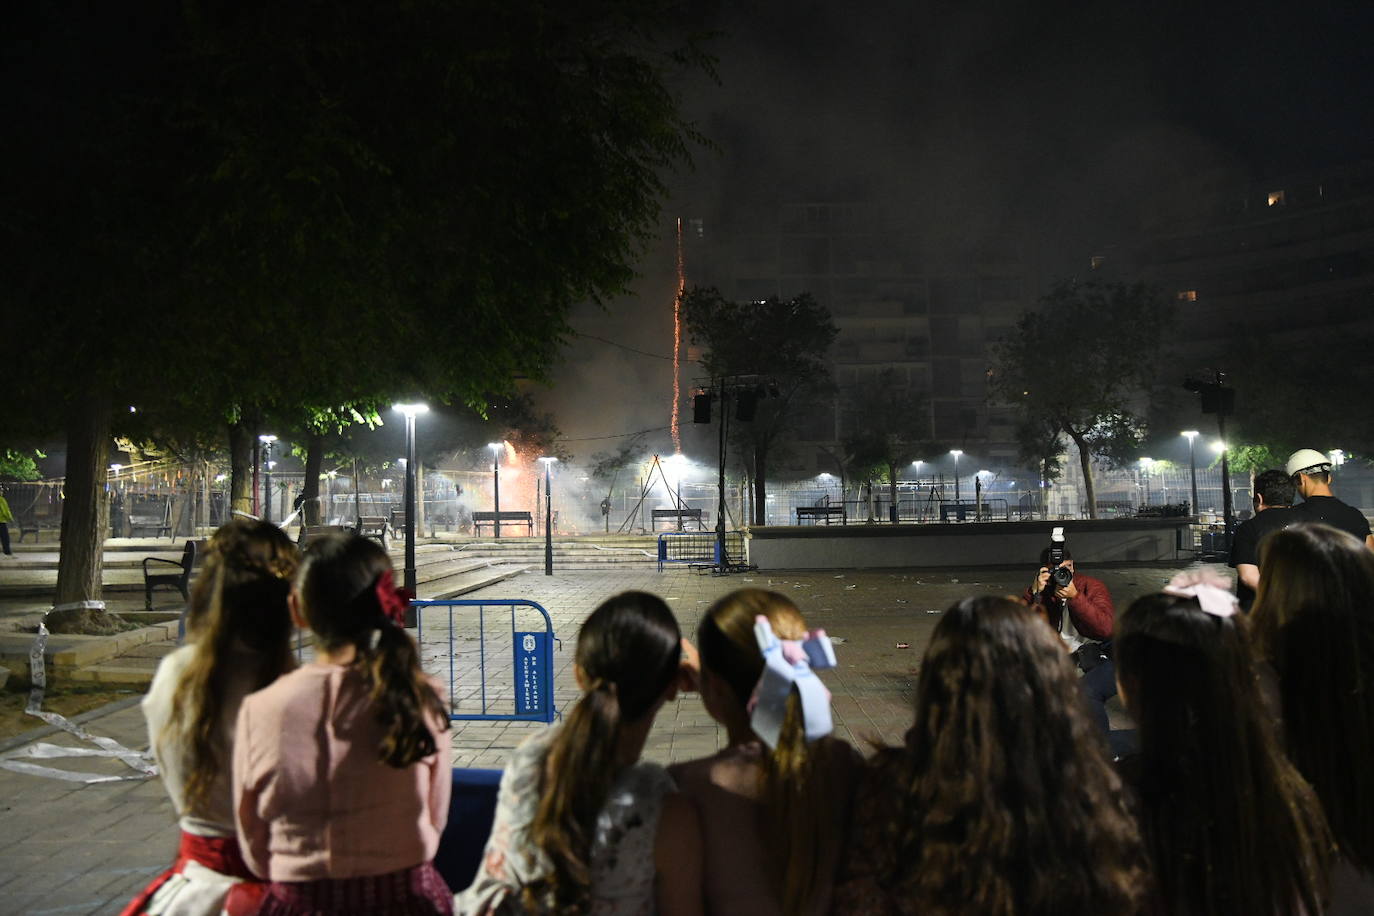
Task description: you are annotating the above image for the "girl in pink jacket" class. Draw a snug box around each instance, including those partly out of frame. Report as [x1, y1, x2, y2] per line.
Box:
[234, 533, 452, 915]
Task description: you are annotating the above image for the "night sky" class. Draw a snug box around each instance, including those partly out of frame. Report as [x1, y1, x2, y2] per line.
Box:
[542, 0, 1374, 452]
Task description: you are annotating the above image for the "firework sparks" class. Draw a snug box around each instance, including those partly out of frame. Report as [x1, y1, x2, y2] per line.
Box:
[671, 217, 685, 453]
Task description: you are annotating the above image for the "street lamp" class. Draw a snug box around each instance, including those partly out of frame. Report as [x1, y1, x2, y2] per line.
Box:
[950, 450, 964, 506]
[1181, 431, 1200, 516]
[258, 435, 277, 523]
[1138, 457, 1154, 507]
[1329, 448, 1346, 469]
[488, 442, 504, 538]
[539, 457, 557, 575]
[392, 403, 429, 605]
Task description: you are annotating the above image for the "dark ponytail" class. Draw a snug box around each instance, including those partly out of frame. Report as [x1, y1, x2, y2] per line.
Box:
[297, 534, 448, 769]
[524, 591, 681, 913]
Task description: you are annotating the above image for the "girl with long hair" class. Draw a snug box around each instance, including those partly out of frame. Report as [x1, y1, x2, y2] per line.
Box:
[834, 595, 1145, 916]
[122, 518, 299, 916]
[669, 588, 860, 916]
[457, 590, 701, 915]
[1115, 569, 1331, 915]
[233, 533, 453, 915]
[1253, 523, 1374, 912]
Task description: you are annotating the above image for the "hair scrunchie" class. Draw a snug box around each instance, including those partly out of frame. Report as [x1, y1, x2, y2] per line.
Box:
[374, 569, 414, 627]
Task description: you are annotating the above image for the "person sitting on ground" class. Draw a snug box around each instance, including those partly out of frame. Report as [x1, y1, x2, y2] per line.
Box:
[1285, 448, 1374, 549]
[1020, 546, 1127, 753]
[122, 518, 300, 916]
[457, 591, 702, 915]
[1252, 524, 1374, 913]
[1114, 569, 1331, 916]
[833, 596, 1146, 915]
[669, 588, 859, 916]
[234, 533, 453, 915]
[1228, 468, 1300, 611]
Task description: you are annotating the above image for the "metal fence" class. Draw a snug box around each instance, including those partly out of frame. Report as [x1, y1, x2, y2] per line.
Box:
[656, 531, 747, 571]
[413, 599, 560, 724]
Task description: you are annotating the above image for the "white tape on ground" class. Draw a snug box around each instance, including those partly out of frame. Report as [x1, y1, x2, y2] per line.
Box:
[0, 604, 158, 783]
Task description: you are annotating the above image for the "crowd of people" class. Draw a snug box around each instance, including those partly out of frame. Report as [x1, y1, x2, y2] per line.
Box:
[118, 447, 1372, 916]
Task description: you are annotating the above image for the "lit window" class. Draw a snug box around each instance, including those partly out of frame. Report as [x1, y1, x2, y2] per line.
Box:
[1090, 255, 1106, 270]
[1268, 190, 1285, 207]
[1177, 290, 1198, 302]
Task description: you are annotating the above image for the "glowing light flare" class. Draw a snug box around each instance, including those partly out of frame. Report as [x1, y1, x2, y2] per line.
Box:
[671, 217, 685, 453]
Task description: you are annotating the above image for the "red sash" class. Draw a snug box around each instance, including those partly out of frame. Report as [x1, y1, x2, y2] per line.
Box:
[120, 832, 263, 916]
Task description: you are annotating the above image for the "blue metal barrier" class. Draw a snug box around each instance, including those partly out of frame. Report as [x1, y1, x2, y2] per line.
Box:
[412, 599, 560, 724]
[657, 531, 746, 571]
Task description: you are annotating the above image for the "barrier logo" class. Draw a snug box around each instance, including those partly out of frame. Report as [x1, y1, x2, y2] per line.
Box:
[514, 631, 548, 716]
[522, 634, 536, 652]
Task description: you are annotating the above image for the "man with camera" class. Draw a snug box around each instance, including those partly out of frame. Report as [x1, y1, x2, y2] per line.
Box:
[1021, 532, 1123, 751]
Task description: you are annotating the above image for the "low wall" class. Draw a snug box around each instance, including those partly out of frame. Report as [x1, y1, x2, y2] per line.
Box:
[746, 518, 1192, 570]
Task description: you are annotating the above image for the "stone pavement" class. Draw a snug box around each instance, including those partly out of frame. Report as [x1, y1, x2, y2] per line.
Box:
[0, 560, 1209, 915]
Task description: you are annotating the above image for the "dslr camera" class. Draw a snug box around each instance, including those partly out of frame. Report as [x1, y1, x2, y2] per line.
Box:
[1045, 527, 1073, 589]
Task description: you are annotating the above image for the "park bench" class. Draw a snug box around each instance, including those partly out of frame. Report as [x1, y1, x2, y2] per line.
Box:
[128, 502, 173, 539]
[651, 507, 705, 531]
[355, 516, 389, 546]
[796, 505, 846, 525]
[472, 510, 534, 535]
[299, 524, 351, 547]
[143, 540, 201, 610]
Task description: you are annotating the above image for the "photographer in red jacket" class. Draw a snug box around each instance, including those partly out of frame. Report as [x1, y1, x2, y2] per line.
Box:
[1022, 544, 1129, 755]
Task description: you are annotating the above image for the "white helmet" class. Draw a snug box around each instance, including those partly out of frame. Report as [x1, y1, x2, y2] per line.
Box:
[1285, 448, 1332, 477]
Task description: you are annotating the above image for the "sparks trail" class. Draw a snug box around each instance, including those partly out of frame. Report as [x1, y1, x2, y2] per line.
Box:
[671, 216, 685, 453]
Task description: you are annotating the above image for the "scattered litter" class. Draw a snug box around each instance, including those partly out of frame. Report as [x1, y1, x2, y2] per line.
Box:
[950, 578, 960, 584]
[829, 636, 846, 644]
[926, 610, 942, 615]
[895, 598, 908, 604]
[833, 574, 846, 579]
[896, 642, 911, 649]
[743, 578, 754, 582]
[844, 584, 857, 590]
[666, 596, 681, 601]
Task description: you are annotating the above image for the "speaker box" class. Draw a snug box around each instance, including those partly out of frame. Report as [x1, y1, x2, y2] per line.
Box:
[693, 394, 712, 423]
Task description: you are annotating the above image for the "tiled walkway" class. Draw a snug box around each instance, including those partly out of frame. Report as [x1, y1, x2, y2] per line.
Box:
[0, 561, 1197, 914]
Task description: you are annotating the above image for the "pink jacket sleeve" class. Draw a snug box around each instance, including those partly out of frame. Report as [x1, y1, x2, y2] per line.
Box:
[232, 697, 271, 879]
[1068, 576, 1115, 640]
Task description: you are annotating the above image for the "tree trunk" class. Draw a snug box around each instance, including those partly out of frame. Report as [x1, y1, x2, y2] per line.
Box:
[887, 463, 899, 524]
[752, 444, 768, 526]
[302, 430, 323, 526]
[55, 399, 111, 606]
[228, 420, 253, 517]
[1041, 456, 1052, 520]
[1070, 431, 1098, 519]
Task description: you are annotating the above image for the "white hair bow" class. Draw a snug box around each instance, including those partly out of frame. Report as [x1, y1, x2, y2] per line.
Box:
[747, 615, 838, 749]
[1162, 569, 1238, 618]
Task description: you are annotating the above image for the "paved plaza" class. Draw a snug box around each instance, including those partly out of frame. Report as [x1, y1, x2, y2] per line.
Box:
[0, 560, 1202, 914]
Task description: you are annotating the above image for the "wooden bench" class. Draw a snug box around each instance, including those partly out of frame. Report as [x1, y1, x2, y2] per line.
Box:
[299, 524, 351, 547]
[355, 516, 389, 546]
[796, 505, 846, 525]
[651, 507, 706, 531]
[472, 510, 534, 535]
[143, 540, 200, 610]
[128, 502, 173, 539]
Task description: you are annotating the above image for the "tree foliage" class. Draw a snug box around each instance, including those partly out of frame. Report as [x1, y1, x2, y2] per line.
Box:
[682, 287, 838, 522]
[841, 370, 940, 522]
[990, 279, 1171, 517]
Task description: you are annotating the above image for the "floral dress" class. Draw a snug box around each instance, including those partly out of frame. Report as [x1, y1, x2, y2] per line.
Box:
[455, 727, 674, 915]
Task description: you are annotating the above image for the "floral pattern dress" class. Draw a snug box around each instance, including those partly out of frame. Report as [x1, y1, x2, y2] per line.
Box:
[454, 727, 674, 915]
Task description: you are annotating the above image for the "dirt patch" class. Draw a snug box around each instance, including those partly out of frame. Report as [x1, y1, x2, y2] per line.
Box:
[0, 683, 140, 742]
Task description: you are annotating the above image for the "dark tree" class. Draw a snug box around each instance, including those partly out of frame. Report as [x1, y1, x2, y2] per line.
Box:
[682, 287, 838, 522]
[841, 370, 941, 523]
[990, 280, 1171, 518]
[2, 1, 709, 604]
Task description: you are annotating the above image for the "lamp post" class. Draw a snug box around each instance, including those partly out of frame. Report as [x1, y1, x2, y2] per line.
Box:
[950, 450, 963, 506]
[393, 403, 429, 607]
[258, 435, 277, 523]
[539, 457, 557, 575]
[488, 442, 503, 538]
[1182, 431, 1200, 516]
[1138, 457, 1154, 507]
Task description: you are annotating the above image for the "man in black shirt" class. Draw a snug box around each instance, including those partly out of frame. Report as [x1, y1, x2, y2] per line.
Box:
[1229, 469, 1299, 610]
[1285, 448, 1374, 550]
